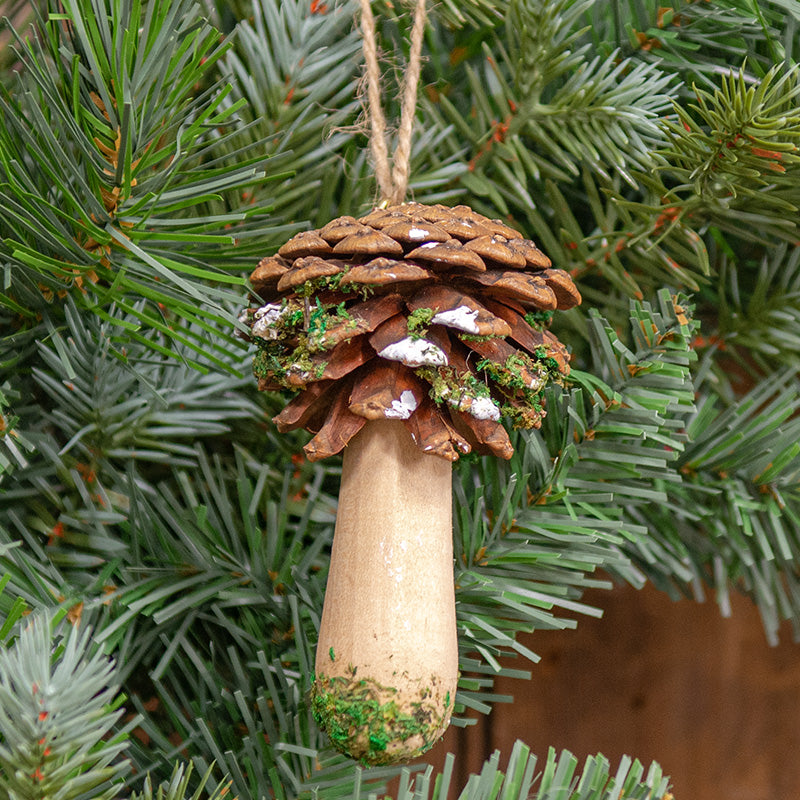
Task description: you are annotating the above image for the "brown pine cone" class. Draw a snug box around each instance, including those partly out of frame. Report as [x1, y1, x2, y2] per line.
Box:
[240, 202, 580, 462]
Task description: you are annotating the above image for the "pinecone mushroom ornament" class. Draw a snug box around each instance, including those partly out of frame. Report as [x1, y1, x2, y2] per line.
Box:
[241, 202, 580, 765]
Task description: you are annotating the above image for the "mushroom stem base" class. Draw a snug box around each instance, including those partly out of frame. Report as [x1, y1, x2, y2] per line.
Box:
[313, 420, 458, 765]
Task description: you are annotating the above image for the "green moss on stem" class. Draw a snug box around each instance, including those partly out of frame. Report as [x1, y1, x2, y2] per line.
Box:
[310, 672, 454, 766]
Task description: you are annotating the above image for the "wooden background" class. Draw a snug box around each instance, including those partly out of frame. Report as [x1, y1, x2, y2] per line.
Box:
[425, 582, 800, 799]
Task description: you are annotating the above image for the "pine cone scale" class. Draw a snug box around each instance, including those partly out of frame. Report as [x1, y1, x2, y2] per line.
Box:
[244, 202, 581, 460]
[348, 360, 425, 421]
[274, 379, 335, 433]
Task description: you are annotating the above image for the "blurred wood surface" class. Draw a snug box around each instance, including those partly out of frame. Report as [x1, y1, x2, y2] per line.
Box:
[425, 582, 800, 799]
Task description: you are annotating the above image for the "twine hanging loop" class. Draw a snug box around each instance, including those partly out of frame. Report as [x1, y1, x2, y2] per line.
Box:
[359, 0, 427, 206]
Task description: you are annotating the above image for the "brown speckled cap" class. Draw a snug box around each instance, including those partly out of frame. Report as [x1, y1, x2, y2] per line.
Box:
[241, 202, 580, 462]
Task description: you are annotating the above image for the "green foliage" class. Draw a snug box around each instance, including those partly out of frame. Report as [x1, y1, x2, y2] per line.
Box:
[624, 64, 800, 243]
[0, 614, 130, 800]
[131, 763, 232, 800]
[434, 0, 674, 205]
[3, 0, 800, 797]
[714, 242, 800, 369]
[629, 367, 800, 644]
[0, 383, 34, 483]
[448, 290, 699, 709]
[218, 0, 364, 228]
[348, 740, 671, 800]
[585, 0, 778, 85]
[0, 0, 281, 367]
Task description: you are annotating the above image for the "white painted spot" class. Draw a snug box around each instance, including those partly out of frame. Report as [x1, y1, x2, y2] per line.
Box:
[379, 337, 448, 367]
[381, 540, 403, 584]
[254, 302, 283, 320]
[251, 303, 287, 339]
[431, 305, 480, 334]
[408, 227, 430, 241]
[529, 370, 545, 391]
[419, 241, 439, 249]
[469, 396, 501, 421]
[384, 389, 418, 420]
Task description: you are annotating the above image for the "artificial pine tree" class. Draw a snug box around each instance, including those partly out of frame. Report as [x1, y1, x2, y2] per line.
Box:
[1, 0, 799, 798]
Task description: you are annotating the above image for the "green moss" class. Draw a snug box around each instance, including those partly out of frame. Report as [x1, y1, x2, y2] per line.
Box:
[308, 298, 329, 337]
[252, 336, 323, 388]
[524, 309, 554, 330]
[297, 272, 349, 297]
[411, 345, 562, 430]
[501, 398, 545, 429]
[252, 345, 288, 382]
[407, 307, 435, 339]
[250, 294, 350, 386]
[458, 333, 497, 343]
[313, 360, 328, 379]
[462, 372, 493, 399]
[310, 672, 454, 766]
[476, 353, 536, 393]
[534, 345, 563, 377]
[339, 280, 375, 301]
[334, 301, 354, 323]
[415, 366, 455, 405]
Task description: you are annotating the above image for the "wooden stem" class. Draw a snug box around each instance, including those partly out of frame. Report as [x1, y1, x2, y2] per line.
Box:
[312, 420, 458, 765]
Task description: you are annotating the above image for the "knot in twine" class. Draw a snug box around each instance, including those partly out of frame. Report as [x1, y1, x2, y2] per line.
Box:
[359, 0, 427, 207]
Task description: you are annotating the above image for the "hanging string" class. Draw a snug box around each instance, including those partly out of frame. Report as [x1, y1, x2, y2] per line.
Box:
[358, 0, 393, 203]
[359, 0, 428, 207]
[391, 0, 427, 205]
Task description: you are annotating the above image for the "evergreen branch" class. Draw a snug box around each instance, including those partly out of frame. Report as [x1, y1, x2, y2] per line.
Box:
[0, 528, 68, 616]
[714, 241, 800, 368]
[509, 0, 594, 98]
[433, 1, 674, 204]
[132, 762, 232, 800]
[371, 0, 508, 33]
[586, 0, 776, 87]
[519, 53, 674, 185]
[417, 0, 507, 29]
[683, 370, 800, 484]
[0, 299, 264, 582]
[519, 170, 709, 308]
[217, 0, 467, 224]
[0, 0, 285, 365]
[127, 619, 405, 799]
[533, 291, 698, 587]
[626, 368, 800, 643]
[346, 740, 671, 800]
[30, 300, 257, 470]
[0, 613, 131, 800]
[83, 446, 336, 679]
[620, 64, 800, 244]
[446, 290, 699, 711]
[667, 65, 800, 193]
[0, 382, 34, 482]
[1, 1, 798, 795]
[0, 570, 29, 646]
[218, 0, 364, 228]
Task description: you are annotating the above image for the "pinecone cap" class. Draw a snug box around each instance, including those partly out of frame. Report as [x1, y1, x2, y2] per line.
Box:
[241, 202, 581, 462]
